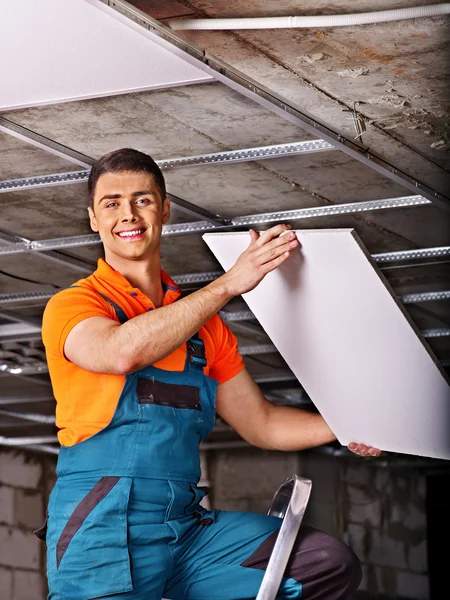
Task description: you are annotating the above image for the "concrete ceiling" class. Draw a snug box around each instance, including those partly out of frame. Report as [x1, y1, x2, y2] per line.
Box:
[0, 0, 449, 462]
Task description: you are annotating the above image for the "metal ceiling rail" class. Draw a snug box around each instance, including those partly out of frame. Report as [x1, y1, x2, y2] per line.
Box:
[0, 435, 58, 446]
[0, 291, 56, 304]
[0, 116, 95, 169]
[0, 363, 48, 375]
[0, 408, 55, 424]
[0, 228, 96, 275]
[254, 373, 298, 383]
[372, 246, 450, 263]
[0, 396, 54, 406]
[0, 308, 42, 328]
[21, 444, 60, 455]
[102, 0, 450, 212]
[0, 196, 433, 255]
[161, 140, 335, 166]
[421, 328, 450, 338]
[400, 291, 450, 303]
[0, 323, 41, 337]
[0, 333, 43, 343]
[0, 140, 335, 193]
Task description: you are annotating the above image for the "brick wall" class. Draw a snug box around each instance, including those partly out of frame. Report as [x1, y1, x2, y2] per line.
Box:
[0, 449, 56, 600]
[207, 447, 430, 600]
[344, 461, 428, 600]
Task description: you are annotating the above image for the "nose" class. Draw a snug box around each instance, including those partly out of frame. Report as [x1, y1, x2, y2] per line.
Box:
[120, 201, 137, 223]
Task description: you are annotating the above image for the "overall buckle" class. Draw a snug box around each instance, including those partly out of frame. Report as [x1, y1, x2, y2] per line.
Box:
[187, 337, 207, 367]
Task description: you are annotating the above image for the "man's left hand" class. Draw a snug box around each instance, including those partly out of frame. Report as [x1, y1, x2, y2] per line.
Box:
[348, 442, 382, 457]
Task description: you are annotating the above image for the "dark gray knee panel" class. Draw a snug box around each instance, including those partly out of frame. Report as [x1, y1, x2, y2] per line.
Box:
[241, 525, 362, 599]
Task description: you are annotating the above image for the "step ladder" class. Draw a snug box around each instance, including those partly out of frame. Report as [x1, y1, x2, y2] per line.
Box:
[256, 474, 312, 600]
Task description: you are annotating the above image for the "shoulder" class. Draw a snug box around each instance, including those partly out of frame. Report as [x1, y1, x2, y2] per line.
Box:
[42, 280, 116, 355]
[43, 279, 111, 315]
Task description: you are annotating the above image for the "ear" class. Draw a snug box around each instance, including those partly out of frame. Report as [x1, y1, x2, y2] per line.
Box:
[162, 196, 171, 224]
[87, 206, 99, 232]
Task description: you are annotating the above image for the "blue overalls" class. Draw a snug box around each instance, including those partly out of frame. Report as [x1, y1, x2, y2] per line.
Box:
[40, 294, 360, 600]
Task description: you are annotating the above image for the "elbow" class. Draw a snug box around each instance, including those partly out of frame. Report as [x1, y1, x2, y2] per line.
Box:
[115, 349, 159, 375]
[115, 350, 141, 375]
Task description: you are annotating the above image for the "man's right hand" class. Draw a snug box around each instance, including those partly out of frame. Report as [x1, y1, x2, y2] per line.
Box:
[220, 224, 301, 298]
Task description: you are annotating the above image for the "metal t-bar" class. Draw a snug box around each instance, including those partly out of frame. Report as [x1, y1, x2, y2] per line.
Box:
[256, 474, 312, 600]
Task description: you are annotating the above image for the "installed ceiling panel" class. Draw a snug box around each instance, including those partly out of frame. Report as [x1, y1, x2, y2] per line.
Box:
[0, 0, 212, 111]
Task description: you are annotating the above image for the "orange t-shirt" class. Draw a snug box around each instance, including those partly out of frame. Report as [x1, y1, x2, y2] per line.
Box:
[42, 258, 245, 447]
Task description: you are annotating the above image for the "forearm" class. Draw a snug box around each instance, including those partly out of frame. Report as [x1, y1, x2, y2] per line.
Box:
[256, 404, 336, 451]
[67, 225, 300, 374]
[110, 278, 233, 373]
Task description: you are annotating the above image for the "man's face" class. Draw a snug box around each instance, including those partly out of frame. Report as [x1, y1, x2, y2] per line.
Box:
[88, 170, 170, 262]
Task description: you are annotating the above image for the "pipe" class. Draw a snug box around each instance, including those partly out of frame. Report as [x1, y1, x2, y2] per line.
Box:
[168, 4, 450, 30]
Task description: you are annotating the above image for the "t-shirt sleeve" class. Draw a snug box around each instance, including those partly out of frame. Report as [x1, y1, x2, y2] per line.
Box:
[207, 314, 245, 384]
[41, 286, 116, 358]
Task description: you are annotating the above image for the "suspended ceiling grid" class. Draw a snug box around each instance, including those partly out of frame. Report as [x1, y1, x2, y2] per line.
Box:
[0, 0, 449, 462]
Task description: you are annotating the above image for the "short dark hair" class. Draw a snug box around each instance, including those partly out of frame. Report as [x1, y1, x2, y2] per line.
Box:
[87, 148, 166, 206]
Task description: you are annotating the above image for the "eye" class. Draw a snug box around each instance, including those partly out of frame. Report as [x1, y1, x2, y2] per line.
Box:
[136, 197, 152, 205]
[105, 202, 118, 208]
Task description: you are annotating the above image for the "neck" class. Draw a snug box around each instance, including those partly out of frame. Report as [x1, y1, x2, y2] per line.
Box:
[104, 250, 165, 307]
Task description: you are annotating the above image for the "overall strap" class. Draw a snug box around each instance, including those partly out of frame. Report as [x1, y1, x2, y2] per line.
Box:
[187, 333, 207, 368]
[67, 286, 128, 324]
[175, 292, 207, 370]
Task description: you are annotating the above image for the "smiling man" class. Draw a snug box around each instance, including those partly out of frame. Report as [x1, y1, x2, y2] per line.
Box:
[40, 148, 380, 600]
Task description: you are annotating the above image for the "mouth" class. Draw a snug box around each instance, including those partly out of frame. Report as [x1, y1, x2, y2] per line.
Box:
[115, 228, 146, 241]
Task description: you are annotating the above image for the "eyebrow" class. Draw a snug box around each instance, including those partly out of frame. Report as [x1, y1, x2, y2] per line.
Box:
[98, 190, 156, 204]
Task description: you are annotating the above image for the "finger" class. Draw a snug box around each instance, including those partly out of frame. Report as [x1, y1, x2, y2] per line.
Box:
[369, 448, 382, 456]
[255, 233, 300, 263]
[348, 442, 367, 455]
[257, 243, 297, 267]
[248, 229, 260, 244]
[256, 224, 292, 246]
[349, 443, 381, 457]
[259, 248, 294, 273]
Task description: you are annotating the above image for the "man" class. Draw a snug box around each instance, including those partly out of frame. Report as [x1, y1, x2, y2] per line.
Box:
[40, 148, 381, 600]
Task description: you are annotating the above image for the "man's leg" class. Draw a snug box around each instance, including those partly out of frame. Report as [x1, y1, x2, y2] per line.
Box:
[165, 510, 362, 599]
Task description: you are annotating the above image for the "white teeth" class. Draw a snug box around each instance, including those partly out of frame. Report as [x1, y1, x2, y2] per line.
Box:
[118, 230, 144, 238]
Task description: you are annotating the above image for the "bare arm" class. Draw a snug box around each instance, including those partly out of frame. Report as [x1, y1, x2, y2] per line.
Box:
[216, 368, 336, 451]
[217, 369, 382, 456]
[65, 225, 300, 374]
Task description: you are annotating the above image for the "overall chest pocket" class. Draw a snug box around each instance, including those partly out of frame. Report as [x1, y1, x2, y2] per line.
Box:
[137, 378, 201, 411]
[47, 477, 133, 600]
